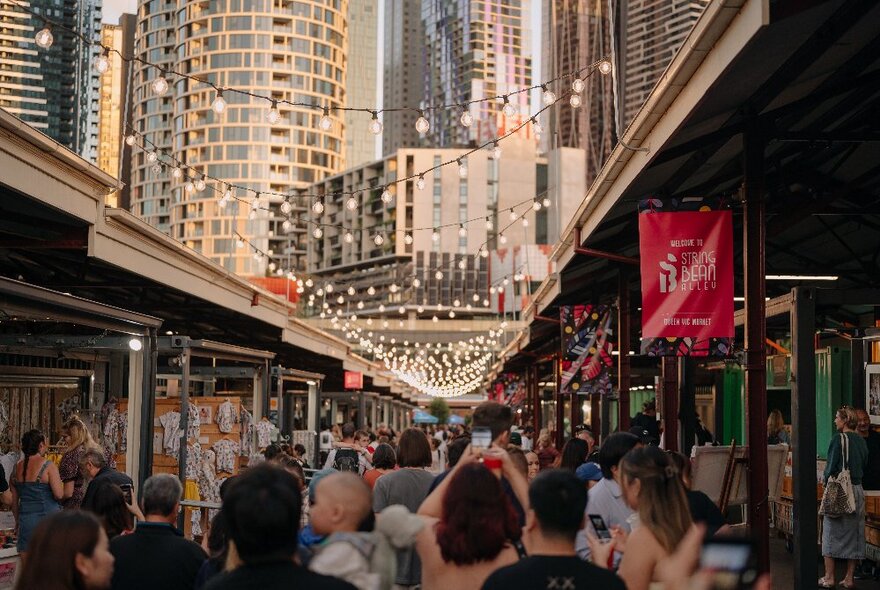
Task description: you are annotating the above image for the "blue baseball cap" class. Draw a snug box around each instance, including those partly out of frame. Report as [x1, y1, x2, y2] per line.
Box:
[575, 462, 603, 483]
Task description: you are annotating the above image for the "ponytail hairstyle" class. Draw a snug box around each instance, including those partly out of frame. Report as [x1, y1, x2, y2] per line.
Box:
[619, 446, 692, 553]
[21, 429, 45, 480]
[63, 416, 100, 453]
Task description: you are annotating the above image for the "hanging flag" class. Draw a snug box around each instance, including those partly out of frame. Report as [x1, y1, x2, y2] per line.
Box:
[638, 206, 734, 356]
[559, 305, 614, 395]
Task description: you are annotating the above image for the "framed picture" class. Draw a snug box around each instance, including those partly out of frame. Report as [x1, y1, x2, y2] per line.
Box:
[198, 405, 213, 424]
[868, 365, 880, 425]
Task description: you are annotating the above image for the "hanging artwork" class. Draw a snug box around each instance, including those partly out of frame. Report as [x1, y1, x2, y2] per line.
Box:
[638, 197, 734, 357]
[559, 305, 614, 395]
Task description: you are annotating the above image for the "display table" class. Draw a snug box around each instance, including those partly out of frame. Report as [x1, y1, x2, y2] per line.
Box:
[0, 547, 19, 590]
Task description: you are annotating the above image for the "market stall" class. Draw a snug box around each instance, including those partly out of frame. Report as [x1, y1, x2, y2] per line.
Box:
[0, 277, 160, 588]
[272, 366, 323, 467]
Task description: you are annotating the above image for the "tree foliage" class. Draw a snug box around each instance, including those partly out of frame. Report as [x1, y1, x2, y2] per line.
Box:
[428, 397, 450, 424]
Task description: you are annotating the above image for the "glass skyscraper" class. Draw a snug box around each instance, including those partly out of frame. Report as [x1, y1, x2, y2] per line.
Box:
[130, 0, 348, 275]
[0, 0, 102, 160]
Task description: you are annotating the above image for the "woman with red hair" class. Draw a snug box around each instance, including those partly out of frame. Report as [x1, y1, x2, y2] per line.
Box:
[416, 446, 528, 590]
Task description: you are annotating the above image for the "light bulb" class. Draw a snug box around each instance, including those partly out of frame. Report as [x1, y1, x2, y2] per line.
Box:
[598, 59, 613, 75]
[35, 28, 53, 48]
[435, 270, 443, 280]
[373, 233, 385, 246]
[460, 109, 473, 127]
[368, 111, 383, 135]
[312, 200, 324, 214]
[509, 209, 518, 221]
[211, 90, 227, 114]
[413, 278, 421, 288]
[432, 315, 439, 323]
[458, 259, 466, 270]
[449, 311, 456, 319]
[248, 209, 257, 220]
[572, 78, 585, 94]
[399, 306, 406, 315]
[282, 219, 292, 232]
[404, 233, 413, 245]
[522, 217, 529, 227]
[151, 163, 162, 175]
[417, 306, 425, 313]
[533, 201, 542, 211]
[346, 196, 358, 210]
[94, 48, 111, 74]
[389, 283, 399, 293]
[280, 200, 292, 214]
[484, 299, 490, 306]
[532, 119, 544, 135]
[218, 196, 228, 210]
[337, 295, 344, 304]
[570, 94, 582, 108]
[151, 75, 169, 96]
[501, 96, 517, 117]
[473, 293, 480, 302]
[313, 227, 323, 238]
[542, 197, 551, 208]
[267, 100, 281, 124]
[184, 180, 195, 192]
[458, 225, 467, 238]
[416, 175, 426, 190]
[195, 178, 206, 191]
[381, 188, 392, 203]
[125, 134, 136, 146]
[325, 283, 334, 293]
[357, 301, 364, 309]
[367, 286, 376, 295]
[541, 86, 556, 105]
[457, 159, 468, 179]
[431, 229, 440, 242]
[305, 278, 314, 287]
[147, 150, 158, 163]
[453, 299, 461, 307]
[415, 111, 430, 134]
[480, 247, 488, 258]
[378, 304, 385, 312]
[343, 231, 354, 243]
[490, 142, 502, 160]
[320, 107, 332, 130]
[347, 286, 355, 296]
[172, 166, 182, 179]
[499, 233, 507, 245]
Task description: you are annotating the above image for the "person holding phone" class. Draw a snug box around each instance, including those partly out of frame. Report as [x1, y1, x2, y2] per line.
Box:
[482, 470, 625, 590]
[80, 448, 134, 513]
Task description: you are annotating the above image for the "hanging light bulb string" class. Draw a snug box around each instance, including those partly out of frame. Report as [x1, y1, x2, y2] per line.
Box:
[9, 0, 611, 121]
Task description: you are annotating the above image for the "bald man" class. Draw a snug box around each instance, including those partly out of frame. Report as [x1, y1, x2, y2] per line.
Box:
[855, 409, 880, 490]
[309, 472, 373, 537]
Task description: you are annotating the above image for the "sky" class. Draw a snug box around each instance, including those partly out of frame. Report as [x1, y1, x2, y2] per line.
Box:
[102, 0, 136, 23]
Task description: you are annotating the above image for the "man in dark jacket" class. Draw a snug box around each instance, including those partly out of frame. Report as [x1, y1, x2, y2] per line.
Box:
[110, 473, 206, 590]
[631, 398, 661, 445]
[80, 448, 133, 511]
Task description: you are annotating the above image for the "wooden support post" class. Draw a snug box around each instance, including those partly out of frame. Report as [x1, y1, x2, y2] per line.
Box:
[680, 358, 697, 455]
[791, 287, 817, 589]
[590, 394, 600, 436]
[570, 390, 580, 433]
[743, 121, 769, 573]
[555, 357, 564, 449]
[661, 357, 679, 451]
[618, 272, 631, 431]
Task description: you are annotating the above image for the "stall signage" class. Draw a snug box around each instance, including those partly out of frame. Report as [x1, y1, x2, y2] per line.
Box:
[344, 371, 363, 390]
[639, 210, 734, 339]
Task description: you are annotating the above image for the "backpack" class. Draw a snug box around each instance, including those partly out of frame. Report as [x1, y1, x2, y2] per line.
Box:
[333, 448, 360, 473]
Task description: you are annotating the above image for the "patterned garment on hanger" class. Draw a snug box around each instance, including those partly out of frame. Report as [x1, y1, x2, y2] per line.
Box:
[186, 402, 200, 440]
[185, 443, 202, 481]
[103, 407, 128, 455]
[255, 420, 274, 449]
[198, 449, 221, 504]
[158, 411, 181, 457]
[57, 396, 82, 424]
[190, 508, 203, 537]
[240, 408, 253, 457]
[216, 400, 236, 433]
[212, 439, 239, 474]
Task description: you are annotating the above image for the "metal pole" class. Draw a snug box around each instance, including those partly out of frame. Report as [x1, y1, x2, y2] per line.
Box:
[791, 287, 817, 589]
[661, 356, 679, 451]
[358, 392, 366, 430]
[275, 369, 285, 436]
[555, 356, 564, 449]
[570, 390, 579, 433]
[590, 393, 600, 436]
[680, 358, 697, 455]
[177, 347, 190, 530]
[531, 365, 542, 434]
[743, 122, 769, 573]
[137, 328, 157, 494]
[618, 272, 631, 431]
[852, 338, 865, 411]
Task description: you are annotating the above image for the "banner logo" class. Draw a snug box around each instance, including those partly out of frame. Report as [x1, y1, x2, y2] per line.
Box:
[659, 253, 678, 293]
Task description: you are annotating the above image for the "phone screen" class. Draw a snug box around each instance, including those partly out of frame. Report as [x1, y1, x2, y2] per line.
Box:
[472, 427, 492, 450]
[700, 540, 755, 590]
[588, 514, 612, 540]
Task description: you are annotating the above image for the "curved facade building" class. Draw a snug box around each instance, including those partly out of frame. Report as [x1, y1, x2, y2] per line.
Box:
[131, 0, 348, 275]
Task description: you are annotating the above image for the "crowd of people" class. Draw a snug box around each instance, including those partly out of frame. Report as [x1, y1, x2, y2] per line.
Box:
[4, 400, 877, 589]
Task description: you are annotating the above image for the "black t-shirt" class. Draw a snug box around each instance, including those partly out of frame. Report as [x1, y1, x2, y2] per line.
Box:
[482, 555, 627, 590]
[0, 463, 7, 494]
[203, 560, 356, 590]
[687, 490, 726, 537]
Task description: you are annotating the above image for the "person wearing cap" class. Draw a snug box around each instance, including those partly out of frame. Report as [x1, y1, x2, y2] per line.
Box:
[632, 399, 660, 445]
[628, 426, 654, 446]
[575, 462, 603, 490]
[508, 431, 523, 448]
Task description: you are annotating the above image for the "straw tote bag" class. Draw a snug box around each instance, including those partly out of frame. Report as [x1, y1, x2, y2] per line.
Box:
[820, 433, 856, 517]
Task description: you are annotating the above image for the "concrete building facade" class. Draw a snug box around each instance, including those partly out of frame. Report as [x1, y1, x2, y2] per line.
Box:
[381, 0, 423, 156]
[343, 0, 378, 168]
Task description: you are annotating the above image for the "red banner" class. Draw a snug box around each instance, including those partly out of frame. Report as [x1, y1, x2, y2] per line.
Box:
[344, 371, 363, 390]
[639, 210, 734, 339]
